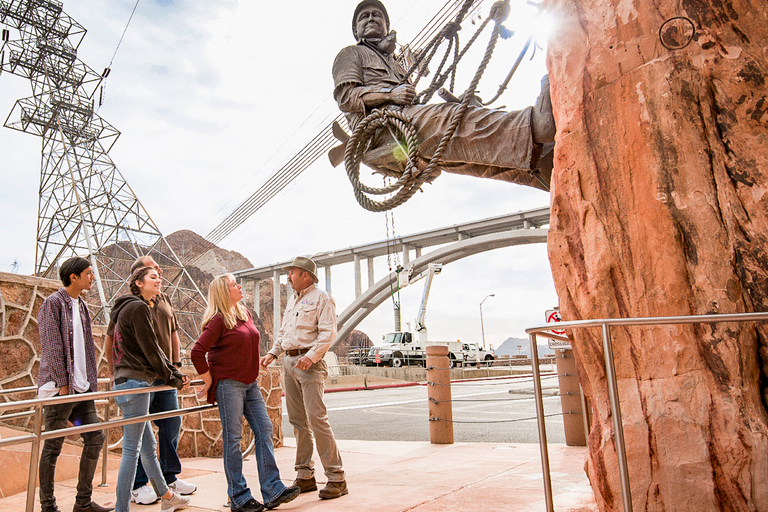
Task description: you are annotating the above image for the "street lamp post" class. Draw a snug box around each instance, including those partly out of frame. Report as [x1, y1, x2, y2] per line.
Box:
[480, 294, 495, 350]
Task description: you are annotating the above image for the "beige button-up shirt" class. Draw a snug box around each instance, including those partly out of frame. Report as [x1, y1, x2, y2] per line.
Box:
[269, 284, 337, 363]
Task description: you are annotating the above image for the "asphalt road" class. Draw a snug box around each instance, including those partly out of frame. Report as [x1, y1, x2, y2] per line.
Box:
[281, 374, 566, 444]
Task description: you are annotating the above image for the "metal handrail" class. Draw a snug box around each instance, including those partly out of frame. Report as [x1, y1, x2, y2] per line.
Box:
[0, 379, 215, 512]
[525, 311, 768, 512]
[0, 377, 113, 398]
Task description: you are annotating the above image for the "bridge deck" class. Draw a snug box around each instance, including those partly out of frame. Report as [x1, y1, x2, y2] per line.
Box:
[233, 207, 550, 279]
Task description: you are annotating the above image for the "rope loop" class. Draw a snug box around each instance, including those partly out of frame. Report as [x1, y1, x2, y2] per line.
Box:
[343, 0, 510, 212]
[345, 108, 440, 212]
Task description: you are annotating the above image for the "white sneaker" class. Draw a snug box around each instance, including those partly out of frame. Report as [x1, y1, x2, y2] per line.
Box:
[169, 478, 197, 495]
[131, 483, 159, 504]
[160, 490, 190, 512]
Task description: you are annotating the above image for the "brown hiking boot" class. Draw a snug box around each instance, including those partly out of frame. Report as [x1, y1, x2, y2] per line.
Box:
[318, 480, 348, 500]
[292, 477, 317, 493]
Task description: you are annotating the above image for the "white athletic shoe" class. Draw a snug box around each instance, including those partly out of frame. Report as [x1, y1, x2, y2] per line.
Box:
[131, 483, 159, 504]
[160, 490, 190, 512]
[169, 478, 197, 495]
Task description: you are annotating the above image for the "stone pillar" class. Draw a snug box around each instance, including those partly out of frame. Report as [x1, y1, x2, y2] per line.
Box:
[426, 345, 453, 444]
[402, 244, 410, 265]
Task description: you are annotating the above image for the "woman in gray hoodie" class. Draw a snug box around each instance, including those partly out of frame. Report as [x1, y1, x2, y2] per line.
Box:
[110, 266, 190, 512]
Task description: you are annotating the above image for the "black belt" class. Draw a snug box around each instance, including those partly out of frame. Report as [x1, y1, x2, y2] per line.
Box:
[114, 377, 127, 385]
[286, 348, 310, 357]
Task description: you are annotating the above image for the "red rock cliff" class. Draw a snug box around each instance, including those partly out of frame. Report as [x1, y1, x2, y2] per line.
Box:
[546, 0, 768, 510]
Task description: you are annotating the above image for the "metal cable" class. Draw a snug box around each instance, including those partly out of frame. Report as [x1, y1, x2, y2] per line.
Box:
[429, 412, 564, 423]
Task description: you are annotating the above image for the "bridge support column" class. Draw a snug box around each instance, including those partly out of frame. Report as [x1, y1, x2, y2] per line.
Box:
[324, 265, 332, 294]
[354, 254, 361, 298]
[367, 257, 374, 288]
[253, 279, 260, 318]
[403, 244, 410, 264]
[273, 270, 281, 343]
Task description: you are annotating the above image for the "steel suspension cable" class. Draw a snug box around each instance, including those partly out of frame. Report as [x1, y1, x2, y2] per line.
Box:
[204, 1, 487, 244]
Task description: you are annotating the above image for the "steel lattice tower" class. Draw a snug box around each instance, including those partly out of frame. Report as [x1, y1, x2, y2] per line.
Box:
[0, 0, 206, 341]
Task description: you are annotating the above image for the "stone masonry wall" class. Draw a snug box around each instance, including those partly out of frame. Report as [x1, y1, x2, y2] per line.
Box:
[0, 271, 283, 456]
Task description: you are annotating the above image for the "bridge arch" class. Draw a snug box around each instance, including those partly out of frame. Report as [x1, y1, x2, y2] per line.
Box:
[334, 228, 548, 348]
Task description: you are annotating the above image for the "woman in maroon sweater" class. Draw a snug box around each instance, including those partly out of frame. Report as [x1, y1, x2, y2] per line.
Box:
[191, 274, 298, 512]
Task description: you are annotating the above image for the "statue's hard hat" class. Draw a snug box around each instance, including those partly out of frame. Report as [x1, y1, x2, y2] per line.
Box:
[283, 256, 319, 284]
[353, 0, 390, 40]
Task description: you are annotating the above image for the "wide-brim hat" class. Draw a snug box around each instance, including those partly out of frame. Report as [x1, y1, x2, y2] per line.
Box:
[283, 256, 319, 284]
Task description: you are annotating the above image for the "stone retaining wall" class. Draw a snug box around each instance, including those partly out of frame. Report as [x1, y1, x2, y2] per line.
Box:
[0, 271, 283, 457]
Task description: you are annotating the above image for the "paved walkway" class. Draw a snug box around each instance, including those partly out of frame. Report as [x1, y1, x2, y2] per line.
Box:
[0, 439, 597, 512]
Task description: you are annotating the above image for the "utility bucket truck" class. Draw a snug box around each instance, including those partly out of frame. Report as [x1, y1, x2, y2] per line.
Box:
[366, 263, 472, 368]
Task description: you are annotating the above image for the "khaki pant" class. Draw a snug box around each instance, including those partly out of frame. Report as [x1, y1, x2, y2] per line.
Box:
[283, 355, 345, 482]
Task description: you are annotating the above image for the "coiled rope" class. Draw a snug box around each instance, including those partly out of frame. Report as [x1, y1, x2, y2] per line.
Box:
[345, 0, 510, 212]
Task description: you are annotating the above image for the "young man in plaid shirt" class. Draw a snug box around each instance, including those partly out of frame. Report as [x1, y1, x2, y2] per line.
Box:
[37, 256, 113, 512]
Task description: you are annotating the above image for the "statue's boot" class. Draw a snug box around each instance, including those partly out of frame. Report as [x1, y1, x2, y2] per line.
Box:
[532, 74, 556, 144]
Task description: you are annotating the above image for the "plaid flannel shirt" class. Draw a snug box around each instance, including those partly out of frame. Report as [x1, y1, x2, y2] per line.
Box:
[37, 288, 98, 393]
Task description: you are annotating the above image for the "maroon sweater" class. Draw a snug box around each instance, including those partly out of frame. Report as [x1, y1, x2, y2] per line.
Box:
[191, 312, 260, 404]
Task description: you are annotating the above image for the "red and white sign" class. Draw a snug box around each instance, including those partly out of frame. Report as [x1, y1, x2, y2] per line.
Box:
[545, 309, 571, 350]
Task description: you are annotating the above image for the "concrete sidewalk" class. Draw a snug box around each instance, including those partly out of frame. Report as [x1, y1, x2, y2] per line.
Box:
[0, 439, 597, 512]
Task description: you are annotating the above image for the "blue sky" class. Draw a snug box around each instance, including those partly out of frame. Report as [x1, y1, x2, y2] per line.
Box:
[0, 0, 558, 345]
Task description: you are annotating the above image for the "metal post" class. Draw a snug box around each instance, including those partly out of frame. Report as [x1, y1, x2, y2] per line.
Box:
[579, 383, 591, 443]
[25, 403, 43, 512]
[601, 323, 633, 512]
[480, 294, 494, 350]
[530, 333, 554, 512]
[100, 398, 110, 486]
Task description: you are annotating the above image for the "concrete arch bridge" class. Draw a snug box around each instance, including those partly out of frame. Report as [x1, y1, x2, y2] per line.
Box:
[233, 206, 549, 349]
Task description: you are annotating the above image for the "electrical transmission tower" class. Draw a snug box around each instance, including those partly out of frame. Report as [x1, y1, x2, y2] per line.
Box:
[0, 0, 206, 341]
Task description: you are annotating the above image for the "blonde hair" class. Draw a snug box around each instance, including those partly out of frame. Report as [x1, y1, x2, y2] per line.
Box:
[201, 273, 248, 330]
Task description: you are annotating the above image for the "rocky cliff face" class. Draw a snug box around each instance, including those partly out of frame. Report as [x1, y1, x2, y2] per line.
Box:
[547, 0, 768, 510]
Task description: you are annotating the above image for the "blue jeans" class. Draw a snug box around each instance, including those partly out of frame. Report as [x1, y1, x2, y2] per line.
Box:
[114, 379, 169, 512]
[134, 381, 181, 489]
[216, 379, 287, 509]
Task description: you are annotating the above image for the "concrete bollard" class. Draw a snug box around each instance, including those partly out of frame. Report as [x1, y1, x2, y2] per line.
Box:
[555, 348, 589, 446]
[426, 345, 453, 444]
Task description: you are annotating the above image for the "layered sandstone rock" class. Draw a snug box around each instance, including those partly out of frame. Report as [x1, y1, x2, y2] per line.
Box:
[546, 0, 768, 510]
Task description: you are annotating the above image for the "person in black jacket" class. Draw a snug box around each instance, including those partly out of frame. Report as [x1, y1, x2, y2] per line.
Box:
[110, 266, 191, 512]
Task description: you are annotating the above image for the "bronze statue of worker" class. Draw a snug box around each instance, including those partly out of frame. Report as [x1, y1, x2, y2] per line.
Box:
[332, 0, 556, 191]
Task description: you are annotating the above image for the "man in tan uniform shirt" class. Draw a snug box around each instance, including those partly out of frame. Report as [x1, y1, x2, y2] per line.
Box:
[261, 256, 347, 500]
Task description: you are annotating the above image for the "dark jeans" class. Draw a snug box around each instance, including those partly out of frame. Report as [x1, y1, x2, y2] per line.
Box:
[39, 397, 104, 512]
[133, 381, 181, 489]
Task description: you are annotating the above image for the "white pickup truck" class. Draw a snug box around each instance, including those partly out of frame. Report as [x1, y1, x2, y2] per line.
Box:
[460, 342, 496, 366]
[365, 333, 494, 368]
